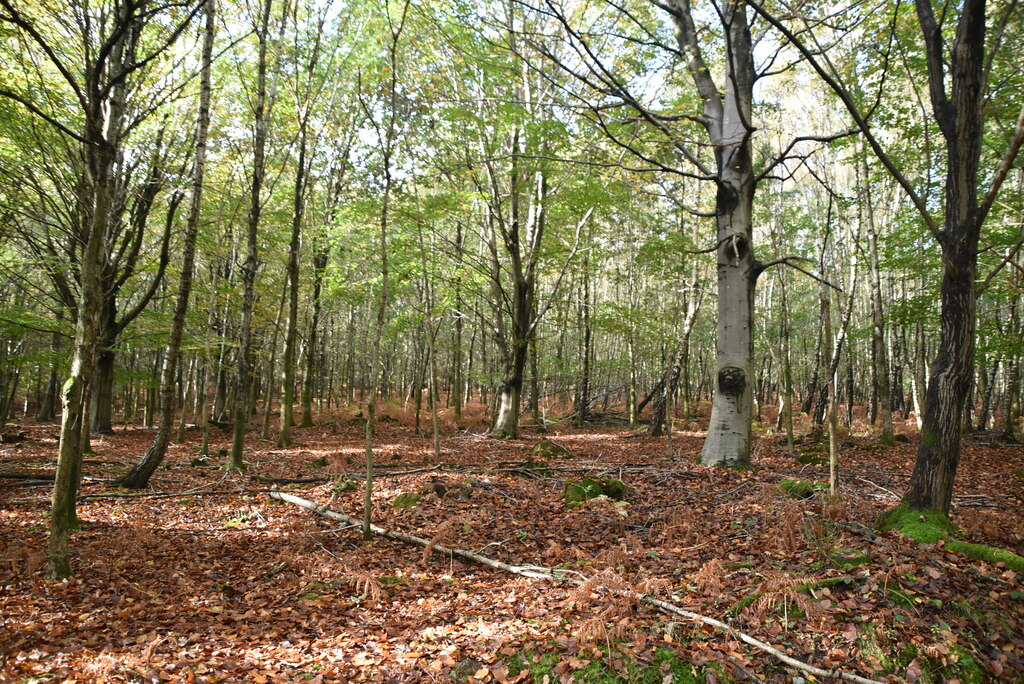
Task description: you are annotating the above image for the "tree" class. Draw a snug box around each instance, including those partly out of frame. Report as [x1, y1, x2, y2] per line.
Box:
[752, 0, 1024, 513]
[119, 0, 217, 488]
[0, 0, 202, 577]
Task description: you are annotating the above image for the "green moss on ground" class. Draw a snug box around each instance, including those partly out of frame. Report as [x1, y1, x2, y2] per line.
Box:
[778, 479, 827, 499]
[828, 547, 873, 569]
[392, 492, 422, 509]
[878, 504, 1024, 571]
[945, 541, 1024, 572]
[505, 646, 716, 683]
[531, 439, 574, 460]
[564, 477, 628, 505]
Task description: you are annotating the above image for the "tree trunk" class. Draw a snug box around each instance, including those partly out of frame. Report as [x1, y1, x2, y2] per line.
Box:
[299, 244, 327, 428]
[36, 313, 62, 422]
[229, 0, 275, 471]
[119, 0, 215, 488]
[865, 157, 894, 443]
[49, 131, 116, 579]
[902, 0, 987, 514]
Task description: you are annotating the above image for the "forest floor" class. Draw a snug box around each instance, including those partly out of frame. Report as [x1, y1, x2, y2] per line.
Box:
[1, 405, 1023, 683]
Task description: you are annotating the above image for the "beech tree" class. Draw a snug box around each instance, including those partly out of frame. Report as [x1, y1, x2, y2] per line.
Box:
[0, 0, 203, 576]
[119, 0, 217, 488]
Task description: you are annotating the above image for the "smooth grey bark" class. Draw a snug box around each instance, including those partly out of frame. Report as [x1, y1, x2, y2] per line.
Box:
[299, 244, 327, 427]
[36, 310, 62, 422]
[277, 128, 307, 448]
[663, 0, 758, 466]
[863, 153, 895, 444]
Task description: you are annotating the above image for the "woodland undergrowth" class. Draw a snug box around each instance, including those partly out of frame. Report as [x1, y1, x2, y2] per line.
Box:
[0, 405, 1022, 682]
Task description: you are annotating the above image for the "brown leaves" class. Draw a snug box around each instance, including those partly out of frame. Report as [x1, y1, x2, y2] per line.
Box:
[2, 421, 1024, 681]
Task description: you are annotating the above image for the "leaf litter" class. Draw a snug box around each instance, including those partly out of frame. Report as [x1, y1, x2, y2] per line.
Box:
[1, 411, 1022, 682]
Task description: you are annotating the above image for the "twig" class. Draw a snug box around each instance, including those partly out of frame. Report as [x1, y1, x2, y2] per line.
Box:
[854, 476, 900, 500]
[268, 491, 884, 684]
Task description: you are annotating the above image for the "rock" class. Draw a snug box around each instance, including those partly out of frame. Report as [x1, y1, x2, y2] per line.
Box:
[392, 492, 422, 509]
[450, 658, 487, 682]
[778, 479, 827, 499]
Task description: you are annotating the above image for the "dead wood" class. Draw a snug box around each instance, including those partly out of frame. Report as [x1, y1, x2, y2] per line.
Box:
[268, 490, 884, 684]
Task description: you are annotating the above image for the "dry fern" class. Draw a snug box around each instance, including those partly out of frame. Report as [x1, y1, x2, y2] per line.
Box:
[694, 558, 724, 595]
[347, 570, 382, 604]
[774, 501, 803, 553]
[566, 569, 630, 611]
[821, 493, 848, 521]
[663, 505, 698, 545]
[596, 544, 629, 568]
[575, 617, 609, 644]
[422, 518, 466, 563]
[753, 570, 820, 625]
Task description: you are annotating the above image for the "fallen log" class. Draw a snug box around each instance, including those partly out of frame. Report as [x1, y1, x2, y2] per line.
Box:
[267, 490, 883, 684]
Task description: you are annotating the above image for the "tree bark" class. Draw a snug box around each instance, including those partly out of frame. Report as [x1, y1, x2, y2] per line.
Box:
[119, 0, 215, 488]
[229, 0, 276, 470]
[902, 0, 987, 514]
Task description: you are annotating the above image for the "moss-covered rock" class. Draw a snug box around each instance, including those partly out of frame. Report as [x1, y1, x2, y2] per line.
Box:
[564, 478, 605, 505]
[779, 479, 827, 499]
[308, 456, 329, 469]
[530, 439, 574, 460]
[796, 453, 827, 466]
[945, 540, 1024, 572]
[877, 504, 955, 544]
[392, 492, 422, 509]
[564, 477, 628, 505]
[449, 658, 486, 681]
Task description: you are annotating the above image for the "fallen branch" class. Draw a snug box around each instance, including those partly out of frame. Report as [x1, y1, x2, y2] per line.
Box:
[79, 490, 257, 501]
[268, 491, 884, 684]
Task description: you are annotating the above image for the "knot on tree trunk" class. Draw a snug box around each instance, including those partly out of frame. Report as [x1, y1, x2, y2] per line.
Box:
[718, 366, 746, 395]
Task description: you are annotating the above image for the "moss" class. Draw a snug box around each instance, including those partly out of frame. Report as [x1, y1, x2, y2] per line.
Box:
[332, 476, 358, 493]
[601, 479, 628, 500]
[308, 456, 329, 469]
[516, 457, 551, 477]
[564, 478, 605, 505]
[530, 439, 574, 460]
[392, 492, 422, 509]
[945, 541, 1024, 572]
[778, 479, 827, 499]
[376, 575, 407, 585]
[796, 453, 827, 466]
[876, 504, 954, 544]
[828, 547, 872, 569]
[504, 647, 715, 683]
[892, 644, 984, 683]
[879, 505, 1024, 572]
[1012, 468, 1024, 479]
[564, 477, 628, 505]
